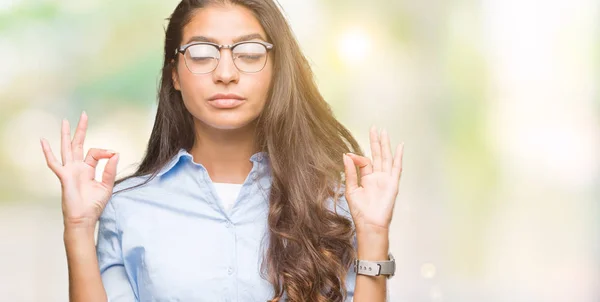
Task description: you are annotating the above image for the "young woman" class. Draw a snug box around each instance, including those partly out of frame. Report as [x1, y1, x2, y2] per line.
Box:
[40, 0, 404, 301]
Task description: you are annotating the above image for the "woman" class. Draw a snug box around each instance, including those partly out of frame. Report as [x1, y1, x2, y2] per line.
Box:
[40, 0, 404, 301]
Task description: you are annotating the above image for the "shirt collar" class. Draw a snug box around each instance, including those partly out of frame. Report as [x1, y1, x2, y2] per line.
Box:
[157, 148, 269, 177]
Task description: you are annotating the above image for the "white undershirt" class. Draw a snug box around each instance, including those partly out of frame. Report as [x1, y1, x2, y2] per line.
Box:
[212, 182, 243, 212]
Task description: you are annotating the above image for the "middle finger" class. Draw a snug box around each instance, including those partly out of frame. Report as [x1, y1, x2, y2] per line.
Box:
[71, 111, 88, 161]
[370, 125, 382, 172]
[380, 128, 392, 173]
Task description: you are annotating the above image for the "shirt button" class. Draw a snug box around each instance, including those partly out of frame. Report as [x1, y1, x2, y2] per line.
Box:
[251, 172, 258, 180]
[226, 221, 232, 228]
[227, 267, 234, 275]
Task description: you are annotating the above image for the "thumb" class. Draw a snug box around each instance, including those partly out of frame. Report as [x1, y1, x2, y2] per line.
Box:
[102, 153, 120, 189]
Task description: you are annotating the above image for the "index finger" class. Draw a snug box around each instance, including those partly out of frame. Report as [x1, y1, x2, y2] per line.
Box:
[83, 148, 117, 170]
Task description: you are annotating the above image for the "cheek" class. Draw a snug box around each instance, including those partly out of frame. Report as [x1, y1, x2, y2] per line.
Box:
[254, 69, 273, 102]
[178, 66, 210, 96]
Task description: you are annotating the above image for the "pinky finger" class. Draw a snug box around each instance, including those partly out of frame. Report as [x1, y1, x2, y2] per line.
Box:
[391, 142, 404, 181]
[40, 138, 62, 176]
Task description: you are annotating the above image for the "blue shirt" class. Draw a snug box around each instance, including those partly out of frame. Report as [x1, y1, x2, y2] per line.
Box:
[96, 148, 362, 302]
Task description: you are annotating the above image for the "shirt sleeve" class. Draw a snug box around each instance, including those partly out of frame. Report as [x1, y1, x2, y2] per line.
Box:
[96, 196, 137, 302]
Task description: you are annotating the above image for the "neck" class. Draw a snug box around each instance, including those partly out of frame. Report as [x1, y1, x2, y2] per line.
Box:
[189, 120, 259, 185]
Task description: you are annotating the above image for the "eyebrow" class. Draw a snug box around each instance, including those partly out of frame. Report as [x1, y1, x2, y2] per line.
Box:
[184, 33, 267, 44]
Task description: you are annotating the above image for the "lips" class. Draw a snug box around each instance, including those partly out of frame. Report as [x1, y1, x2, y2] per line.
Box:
[208, 93, 246, 109]
[208, 98, 245, 109]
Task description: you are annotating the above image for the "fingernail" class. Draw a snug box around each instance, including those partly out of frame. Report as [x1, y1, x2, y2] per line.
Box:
[82, 110, 87, 117]
[107, 149, 117, 154]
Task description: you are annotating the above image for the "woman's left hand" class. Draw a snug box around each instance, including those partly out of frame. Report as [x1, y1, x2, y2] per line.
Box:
[342, 126, 404, 235]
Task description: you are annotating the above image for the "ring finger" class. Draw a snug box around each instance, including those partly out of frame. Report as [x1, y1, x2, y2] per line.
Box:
[61, 119, 73, 165]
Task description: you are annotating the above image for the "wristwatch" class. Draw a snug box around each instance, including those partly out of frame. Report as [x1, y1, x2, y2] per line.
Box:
[353, 252, 395, 279]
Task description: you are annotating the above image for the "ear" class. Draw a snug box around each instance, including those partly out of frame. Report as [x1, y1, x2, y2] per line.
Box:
[171, 60, 181, 91]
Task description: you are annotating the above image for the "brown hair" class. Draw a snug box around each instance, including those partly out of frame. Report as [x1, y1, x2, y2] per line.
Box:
[116, 0, 364, 300]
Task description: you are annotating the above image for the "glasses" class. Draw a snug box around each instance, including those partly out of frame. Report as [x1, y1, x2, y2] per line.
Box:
[175, 41, 274, 74]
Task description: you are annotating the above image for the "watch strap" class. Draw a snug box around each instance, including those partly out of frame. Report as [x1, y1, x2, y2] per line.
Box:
[353, 252, 395, 278]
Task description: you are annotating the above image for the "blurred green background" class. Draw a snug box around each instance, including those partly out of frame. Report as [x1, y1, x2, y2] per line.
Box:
[0, 0, 598, 301]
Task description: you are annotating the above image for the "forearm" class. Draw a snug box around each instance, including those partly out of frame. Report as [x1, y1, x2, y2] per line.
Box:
[64, 228, 107, 302]
[352, 228, 389, 302]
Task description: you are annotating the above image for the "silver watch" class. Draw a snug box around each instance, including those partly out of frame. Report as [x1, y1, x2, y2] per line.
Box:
[353, 252, 395, 279]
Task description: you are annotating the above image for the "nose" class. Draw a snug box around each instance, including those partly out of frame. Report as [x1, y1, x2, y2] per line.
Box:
[212, 48, 239, 85]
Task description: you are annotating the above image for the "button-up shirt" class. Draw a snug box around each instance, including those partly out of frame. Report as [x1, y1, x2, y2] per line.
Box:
[96, 148, 365, 301]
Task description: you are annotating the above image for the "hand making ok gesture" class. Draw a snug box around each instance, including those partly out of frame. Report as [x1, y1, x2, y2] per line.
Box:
[342, 126, 404, 235]
[40, 112, 120, 230]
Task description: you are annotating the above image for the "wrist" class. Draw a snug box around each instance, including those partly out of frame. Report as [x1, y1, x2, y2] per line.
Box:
[63, 215, 98, 229]
[356, 230, 389, 260]
[356, 222, 389, 236]
[64, 225, 96, 242]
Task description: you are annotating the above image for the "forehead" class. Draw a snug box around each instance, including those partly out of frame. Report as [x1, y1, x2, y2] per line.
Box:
[182, 4, 267, 44]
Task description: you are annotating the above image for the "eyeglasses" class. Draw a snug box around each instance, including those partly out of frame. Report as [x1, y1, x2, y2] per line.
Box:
[174, 41, 274, 74]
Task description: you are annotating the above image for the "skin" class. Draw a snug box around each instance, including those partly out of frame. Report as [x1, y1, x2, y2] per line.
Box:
[344, 126, 404, 302]
[40, 112, 115, 302]
[172, 4, 273, 184]
[39, 4, 404, 302]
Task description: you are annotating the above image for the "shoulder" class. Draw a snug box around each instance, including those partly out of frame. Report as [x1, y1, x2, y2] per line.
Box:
[108, 174, 155, 207]
[99, 174, 160, 227]
[110, 148, 192, 203]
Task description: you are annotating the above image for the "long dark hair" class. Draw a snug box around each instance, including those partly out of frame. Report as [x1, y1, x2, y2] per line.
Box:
[115, 1, 364, 301]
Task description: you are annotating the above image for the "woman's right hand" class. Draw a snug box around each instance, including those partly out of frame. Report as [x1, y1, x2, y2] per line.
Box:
[40, 111, 120, 231]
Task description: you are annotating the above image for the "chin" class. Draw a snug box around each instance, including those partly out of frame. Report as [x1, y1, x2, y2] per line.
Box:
[201, 116, 258, 130]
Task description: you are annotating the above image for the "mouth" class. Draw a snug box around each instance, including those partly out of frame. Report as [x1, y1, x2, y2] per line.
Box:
[207, 98, 246, 109]
[208, 93, 246, 109]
